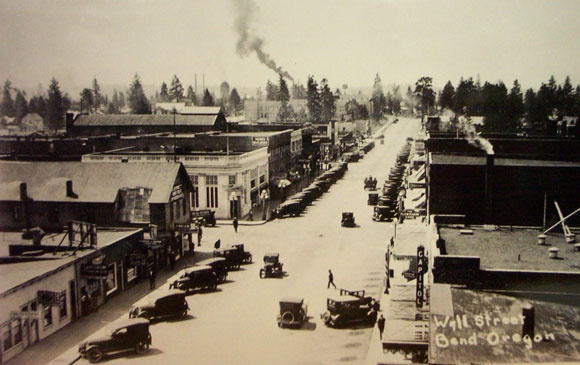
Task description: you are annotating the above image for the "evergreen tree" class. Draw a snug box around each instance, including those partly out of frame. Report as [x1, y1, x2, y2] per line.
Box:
[438, 81, 456, 110]
[370, 74, 387, 120]
[481, 81, 509, 132]
[230, 88, 242, 114]
[266, 80, 279, 101]
[506, 79, 524, 128]
[128, 73, 151, 114]
[91, 78, 102, 112]
[524, 88, 540, 128]
[118, 91, 125, 109]
[111, 90, 120, 113]
[14, 90, 28, 124]
[47, 78, 66, 131]
[202, 89, 214, 106]
[277, 75, 293, 122]
[107, 102, 118, 114]
[558, 76, 575, 115]
[320, 78, 336, 122]
[414, 76, 436, 116]
[159, 82, 169, 102]
[306, 76, 321, 122]
[29, 96, 47, 119]
[169, 76, 184, 102]
[1, 80, 15, 117]
[80, 88, 94, 113]
[186, 85, 198, 105]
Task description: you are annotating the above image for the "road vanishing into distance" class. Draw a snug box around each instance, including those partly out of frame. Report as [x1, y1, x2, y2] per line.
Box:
[60, 118, 420, 365]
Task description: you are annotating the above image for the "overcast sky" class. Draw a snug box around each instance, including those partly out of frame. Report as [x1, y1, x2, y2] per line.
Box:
[1, 0, 579, 95]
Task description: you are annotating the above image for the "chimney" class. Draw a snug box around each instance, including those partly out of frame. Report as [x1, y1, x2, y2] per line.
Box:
[20, 182, 28, 201]
[66, 180, 77, 198]
[522, 304, 535, 338]
[484, 154, 494, 223]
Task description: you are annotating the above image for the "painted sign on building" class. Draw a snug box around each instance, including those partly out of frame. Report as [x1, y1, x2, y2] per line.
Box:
[170, 184, 184, 201]
[416, 245, 427, 308]
[252, 137, 268, 146]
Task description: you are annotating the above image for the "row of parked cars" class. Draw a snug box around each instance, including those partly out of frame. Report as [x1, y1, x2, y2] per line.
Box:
[272, 161, 349, 218]
[79, 243, 253, 363]
[369, 139, 412, 222]
[277, 289, 380, 329]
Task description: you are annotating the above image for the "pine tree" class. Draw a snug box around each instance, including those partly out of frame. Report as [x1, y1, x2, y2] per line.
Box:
[47, 78, 66, 131]
[371, 74, 387, 121]
[159, 82, 169, 102]
[80, 88, 94, 113]
[230, 88, 242, 114]
[320, 78, 336, 122]
[306, 76, 321, 122]
[14, 90, 28, 124]
[202, 89, 214, 106]
[169, 75, 184, 102]
[438, 81, 456, 110]
[92, 78, 102, 112]
[186, 85, 197, 105]
[1, 80, 15, 117]
[128, 74, 151, 114]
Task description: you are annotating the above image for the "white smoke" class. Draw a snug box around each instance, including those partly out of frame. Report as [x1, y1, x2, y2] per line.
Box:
[232, 0, 294, 82]
[441, 109, 494, 154]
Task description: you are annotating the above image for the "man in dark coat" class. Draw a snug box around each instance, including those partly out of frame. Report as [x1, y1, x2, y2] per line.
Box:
[377, 314, 386, 340]
[233, 217, 239, 233]
[328, 269, 336, 289]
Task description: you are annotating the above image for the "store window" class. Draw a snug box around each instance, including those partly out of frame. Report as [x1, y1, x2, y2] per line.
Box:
[1, 320, 21, 351]
[59, 291, 67, 319]
[43, 305, 53, 328]
[105, 263, 117, 296]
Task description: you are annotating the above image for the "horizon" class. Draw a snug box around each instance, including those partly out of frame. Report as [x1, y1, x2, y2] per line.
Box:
[2, 0, 580, 98]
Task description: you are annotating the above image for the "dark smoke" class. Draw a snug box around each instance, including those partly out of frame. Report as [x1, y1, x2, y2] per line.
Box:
[233, 0, 294, 82]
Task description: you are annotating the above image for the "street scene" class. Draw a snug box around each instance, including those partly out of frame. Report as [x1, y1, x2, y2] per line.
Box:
[1, 1, 580, 365]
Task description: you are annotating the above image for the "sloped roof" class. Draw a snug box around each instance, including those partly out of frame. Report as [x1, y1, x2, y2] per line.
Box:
[0, 162, 182, 203]
[74, 113, 220, 127]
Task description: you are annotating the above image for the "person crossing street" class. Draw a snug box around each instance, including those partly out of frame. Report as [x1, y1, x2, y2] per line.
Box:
[328, 269, 336, 289]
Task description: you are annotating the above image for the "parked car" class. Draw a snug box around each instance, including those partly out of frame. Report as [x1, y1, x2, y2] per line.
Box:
[231, 244, 253, 264]
[169, 265, 219, 293]
[341, 212, 355, 227]
[272, 200, 302, 218]
[368, 193, 379, 206]
[320, 292, 379, 328]
[191, 209, 216, 227]
[373, 205, 396, 222]
[196, 257, 228, 282]
[129, 289, 189, 320]
[260, 253, 284, 278]
[277, 297, 308, 328]
[78, 318, 151, 363]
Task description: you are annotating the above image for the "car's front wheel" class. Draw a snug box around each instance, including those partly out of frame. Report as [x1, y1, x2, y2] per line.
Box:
[259, 269, 266, 278]
[87, 347, 104, 363]
[135, 341, 150, 354]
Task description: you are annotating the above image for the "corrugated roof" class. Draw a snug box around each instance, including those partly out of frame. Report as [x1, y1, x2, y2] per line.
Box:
[0, 162, 182, 203]
[74, 114, 219, 127]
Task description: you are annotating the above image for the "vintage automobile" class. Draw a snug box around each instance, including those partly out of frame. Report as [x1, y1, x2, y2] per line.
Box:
[191, 209, 216, 227]
[213, 244, 253, 268]
[321, 292, 379, 328]
[260, 253, 284, 278]
[169, 265, 219, 293]
[277, 297, 308, 328]
[373, 205, 396, 222]
[341, 212, 355, 227]
[196, 257, 228, 282]
[129, 289, 189, 320]
[231, 243, 253, 264]
[272, 200, 302, 218]
[368, 193, 379, 206]
[78, 318, 152, 363]
[363, 177, 377, 190]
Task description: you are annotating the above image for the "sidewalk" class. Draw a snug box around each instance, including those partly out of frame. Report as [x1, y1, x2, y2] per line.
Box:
[9, 246, 218, 365]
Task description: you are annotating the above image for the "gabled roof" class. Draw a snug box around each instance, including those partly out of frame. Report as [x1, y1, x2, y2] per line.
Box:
[74, 113, 221, 127]
[0, 162, 183, 203]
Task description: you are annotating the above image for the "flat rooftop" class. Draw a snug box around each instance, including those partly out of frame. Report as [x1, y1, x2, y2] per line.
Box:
[440, 226, 580, 272]
[0, 228, 142, 295]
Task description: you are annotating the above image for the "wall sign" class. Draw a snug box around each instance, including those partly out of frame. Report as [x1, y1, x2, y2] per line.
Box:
[252, 137, 268, 146]
[81, 264, 109, 279]
[171, 184, 184, 201]
[416, 245, 427, 308]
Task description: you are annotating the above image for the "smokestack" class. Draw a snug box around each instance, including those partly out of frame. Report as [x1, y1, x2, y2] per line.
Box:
[522, 304, 535, 337]
[66, 180, 77, 198]
[20, 182, 28, 201]
[484, 154, 494, 223]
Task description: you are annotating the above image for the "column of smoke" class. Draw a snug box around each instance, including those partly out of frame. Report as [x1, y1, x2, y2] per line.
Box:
[441, 109, 494, 154]
[232, 0, 294, 82]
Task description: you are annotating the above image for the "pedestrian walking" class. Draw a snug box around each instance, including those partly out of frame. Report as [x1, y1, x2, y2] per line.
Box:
[214, 239, 221, 249]
[377, 314, 385, 340]
[148, 268, 156, 290]
[197, 225, 203, 246]
[248, 208, 253, 221]
[169, 248, 175, 270]
[390, 236, 394, 247]
[233, 217, 239, 233]
[327, 269, 336, 289]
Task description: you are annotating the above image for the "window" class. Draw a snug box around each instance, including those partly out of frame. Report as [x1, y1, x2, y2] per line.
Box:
[229, 175, 236, 185]
[105, 263, 117, 295]
[259, 175, 265, 184]
[2, 322, 11, 350]
[191, 188, 199, 209]
[190, 175, 198, 185]
[43, 305, 52, 328]
[12, 320, 22, 346]
[48, 207, 59, 223]
[206, 187, 219, 208]
[206, 175, 218, 185]
[174, 200, 180, 219]
[251, 179, 256, 189]
[59, 291, 67, 319]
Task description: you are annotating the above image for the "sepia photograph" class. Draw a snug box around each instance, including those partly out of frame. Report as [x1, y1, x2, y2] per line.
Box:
[0, 1, 579, 364]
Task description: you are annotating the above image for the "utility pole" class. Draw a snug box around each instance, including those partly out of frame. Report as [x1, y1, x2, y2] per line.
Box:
[173, 108, 177, 162]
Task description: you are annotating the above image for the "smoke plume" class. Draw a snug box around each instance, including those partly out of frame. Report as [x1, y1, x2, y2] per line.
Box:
[232, 0, 294, 82]
[441, 109, 494, 154]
